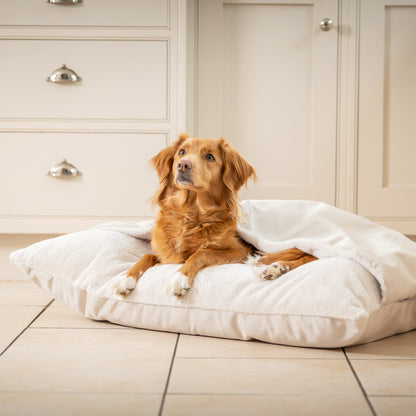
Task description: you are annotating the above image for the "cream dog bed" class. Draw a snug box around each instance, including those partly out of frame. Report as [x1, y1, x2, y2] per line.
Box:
[10, 200, 416, 348]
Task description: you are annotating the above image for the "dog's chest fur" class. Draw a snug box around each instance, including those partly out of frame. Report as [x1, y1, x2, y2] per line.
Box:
[151, 204, 235, 264]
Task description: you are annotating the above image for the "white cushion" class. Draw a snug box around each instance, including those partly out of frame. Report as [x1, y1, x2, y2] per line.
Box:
[10, 200, 416, 348]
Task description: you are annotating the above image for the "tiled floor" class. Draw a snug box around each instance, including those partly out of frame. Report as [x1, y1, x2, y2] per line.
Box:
[1, 280, 415, 416]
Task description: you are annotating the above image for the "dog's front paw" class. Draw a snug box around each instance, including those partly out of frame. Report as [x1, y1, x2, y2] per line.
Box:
[112, 274, 138, 298]
[256, 262, 290, 281]
[165, 272, 191, 297]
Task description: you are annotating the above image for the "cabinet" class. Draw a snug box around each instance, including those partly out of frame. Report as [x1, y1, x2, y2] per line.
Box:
[0, 132, 165, 218]
[192, 0, 416, 234]
[0, 0, 169, 27]
[0, 0, 186, 234]
[0, 40, 168, 120]
[3, 0, 416, 235]
[358, 0, 416, 233]
[195, 0, 338, 204]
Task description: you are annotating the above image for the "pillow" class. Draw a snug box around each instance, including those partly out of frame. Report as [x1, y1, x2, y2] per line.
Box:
[10, 200, 416, 348]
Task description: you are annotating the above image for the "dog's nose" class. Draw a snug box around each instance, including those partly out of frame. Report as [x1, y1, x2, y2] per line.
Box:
[177, 159, 193, 173]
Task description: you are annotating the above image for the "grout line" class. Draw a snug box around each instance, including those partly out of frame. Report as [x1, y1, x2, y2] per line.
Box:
[158, 392, 381, 397]
[172, 356, 346, 360]
[0, 390, 162, 396]
[158, 333, 180, 416]
[344, 358, 416, 361]
[0, 299, 55, 358]
[342, 348, 378, 416]
[369, 394, 416, 398]
[31, 326, 142, 330]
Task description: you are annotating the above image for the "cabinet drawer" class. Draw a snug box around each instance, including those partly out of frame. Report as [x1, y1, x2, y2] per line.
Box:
[0, 132, 166, 217]
[0, 40, 167, 120]
[0, 0, 168, 28]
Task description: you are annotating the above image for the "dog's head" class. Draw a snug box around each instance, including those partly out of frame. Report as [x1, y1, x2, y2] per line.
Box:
[151, 134, 256, 215]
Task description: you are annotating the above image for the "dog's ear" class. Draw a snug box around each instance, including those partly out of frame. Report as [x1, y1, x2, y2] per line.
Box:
[151, 133, 189, 181]
[219, 138, 256, 192]
[151, 133, 189, 206]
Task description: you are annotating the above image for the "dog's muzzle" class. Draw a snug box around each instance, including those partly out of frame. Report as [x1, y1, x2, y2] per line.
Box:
[176, 159, 193, 185]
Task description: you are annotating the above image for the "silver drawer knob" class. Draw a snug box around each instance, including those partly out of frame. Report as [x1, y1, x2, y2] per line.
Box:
[47, 0, 83, 4]
[47, 65, 82, 83]
[47, 159, 82, 178]
[320, 18, 333, 31]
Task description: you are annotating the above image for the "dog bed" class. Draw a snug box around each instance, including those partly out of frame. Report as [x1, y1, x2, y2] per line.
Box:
[10, 200, 416, 348]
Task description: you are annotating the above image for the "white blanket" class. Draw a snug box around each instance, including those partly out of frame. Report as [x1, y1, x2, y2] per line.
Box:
[97, 199, 416, 305]
[237, 200, 416, 305]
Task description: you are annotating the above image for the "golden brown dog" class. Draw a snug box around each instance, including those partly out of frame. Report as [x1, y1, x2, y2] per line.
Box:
[113, 134, 316, 297]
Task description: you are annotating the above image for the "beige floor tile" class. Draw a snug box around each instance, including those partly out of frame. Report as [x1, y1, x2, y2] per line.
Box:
[0, 306, 45, 329]
[346, 330, 416, 359]
[168, 358, 362, 395]
[371, 396, 416, 416]
[351, 360, 416, 395]
[176, 335, 343, 359]
[0, 392, 161, 416]
[50, 298, 66, 307]
[0, 306, 45, 352]
[0, 328, 176, 393]
[163, 394, 373, 416]
[32, 306, 118, 329]
[0, 281, 52, 306]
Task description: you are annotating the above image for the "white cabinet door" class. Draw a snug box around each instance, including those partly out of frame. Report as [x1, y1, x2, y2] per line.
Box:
[358, 0, 416, 231]
[196, 0, 338, 204]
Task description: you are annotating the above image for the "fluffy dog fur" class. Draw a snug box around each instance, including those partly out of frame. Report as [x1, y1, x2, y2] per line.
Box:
[113, 134, 316, 298]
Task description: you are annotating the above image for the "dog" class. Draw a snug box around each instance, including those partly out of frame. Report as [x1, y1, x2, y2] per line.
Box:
[113, 134, 317, 298]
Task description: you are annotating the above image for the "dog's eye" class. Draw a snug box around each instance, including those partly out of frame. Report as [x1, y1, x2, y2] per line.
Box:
[178, 149, 185, 156]
[205, 153, 215, 162]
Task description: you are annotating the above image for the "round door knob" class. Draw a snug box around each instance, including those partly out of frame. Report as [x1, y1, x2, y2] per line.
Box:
[320, 18, 333, 31]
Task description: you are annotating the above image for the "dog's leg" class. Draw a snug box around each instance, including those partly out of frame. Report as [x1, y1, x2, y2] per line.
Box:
[113, 253, 160, 297]
[166, 248, 248, 297]
[252, 248, 317, 281]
